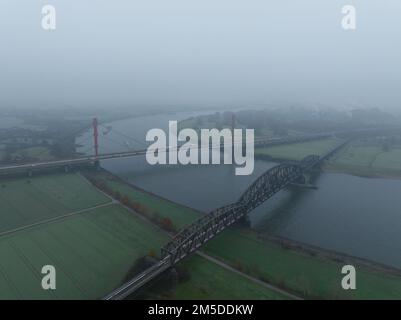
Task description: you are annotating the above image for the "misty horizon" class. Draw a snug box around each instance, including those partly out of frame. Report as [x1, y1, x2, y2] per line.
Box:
[1, 1, 400, 111]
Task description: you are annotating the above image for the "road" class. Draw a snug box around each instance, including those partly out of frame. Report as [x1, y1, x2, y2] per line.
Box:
[0, 133, 332, 176]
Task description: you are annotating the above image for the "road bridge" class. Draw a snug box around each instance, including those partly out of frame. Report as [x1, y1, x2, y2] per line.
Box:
[1, 115, 397, 177]
[0, 133, 333, 177]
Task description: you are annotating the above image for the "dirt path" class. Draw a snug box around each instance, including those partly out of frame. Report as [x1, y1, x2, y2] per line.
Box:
[0, 202, 114, 238]
[196, 251, 303, 300]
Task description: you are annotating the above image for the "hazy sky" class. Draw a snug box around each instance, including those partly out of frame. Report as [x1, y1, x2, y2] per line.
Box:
[0, 0, 400, 110]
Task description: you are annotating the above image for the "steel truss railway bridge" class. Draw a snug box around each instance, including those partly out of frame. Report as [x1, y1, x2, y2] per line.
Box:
[104, 140, 348, 300]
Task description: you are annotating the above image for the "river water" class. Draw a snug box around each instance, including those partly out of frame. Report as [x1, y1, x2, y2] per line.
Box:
[77, 111, 401, 269]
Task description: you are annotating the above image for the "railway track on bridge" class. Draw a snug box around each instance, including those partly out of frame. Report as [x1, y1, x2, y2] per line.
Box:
[104, 140, 349, 300]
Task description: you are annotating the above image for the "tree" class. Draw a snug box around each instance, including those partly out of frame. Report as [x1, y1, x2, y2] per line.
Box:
[160, 217, 176, 232]
[121, 195, 130, 206]
[131, 201, 140, 211]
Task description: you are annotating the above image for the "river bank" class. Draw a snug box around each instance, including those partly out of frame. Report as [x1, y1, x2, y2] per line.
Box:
[254, 140, 401, 180]
[254, 154, 401, 180]
[322, 164, 401, 180]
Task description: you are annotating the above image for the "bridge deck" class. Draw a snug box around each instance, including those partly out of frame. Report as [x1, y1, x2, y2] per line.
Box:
[103, 140, 349, 300]
[0, 133, 334, 176]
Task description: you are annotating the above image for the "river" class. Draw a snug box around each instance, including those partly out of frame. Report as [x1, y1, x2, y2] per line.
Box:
[77, 111, 401, 269]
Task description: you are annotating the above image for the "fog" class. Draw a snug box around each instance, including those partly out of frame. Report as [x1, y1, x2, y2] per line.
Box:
[0, 0, 400, 111]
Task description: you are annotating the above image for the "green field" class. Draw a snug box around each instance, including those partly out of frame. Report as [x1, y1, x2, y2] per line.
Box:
[202, 229, 401, 299]
[327, 140, 401, 176]
[179, 117, 224, 132]
[155, 255, 289, 300]
[178, 116, 275, 138]
[254, 137, 401, 177]
[87, 171, 200, 229]
[0, 204, 168, 299]
[255, 138, 342, 161]
[11, 146, 55, 162]
[0, 173, 110, 233]
[0, 172, 284, 300]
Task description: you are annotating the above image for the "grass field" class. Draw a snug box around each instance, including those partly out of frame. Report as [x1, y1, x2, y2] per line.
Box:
[178, 116, 275, 138]
[255, 138, 342, 161]
[327, 140, 401, 176]
[87, 171, 200, 229]
[254, 137, 401, 177]
[202, 228, 401, 299]
[11, 146, 55, 162]
[155, 255, 289, 300]
[0, 204, 168, 299]
[0, 172, 285, 300]
[0, 173, 110, 233]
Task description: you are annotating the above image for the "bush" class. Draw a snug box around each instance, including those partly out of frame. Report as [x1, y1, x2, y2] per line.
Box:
[176, 266, 191, 283]
[114, 191, 122, 200]
[121, 195, 131, 206]
[148, 249, 157, 258]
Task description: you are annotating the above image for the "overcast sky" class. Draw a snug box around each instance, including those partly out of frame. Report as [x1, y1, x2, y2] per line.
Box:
[0, 0, 400, 111]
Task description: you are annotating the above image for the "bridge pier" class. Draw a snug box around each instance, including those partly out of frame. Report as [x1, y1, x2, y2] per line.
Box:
[236, 215, 250, 228]
[94, 160, 100, 169]
[294, 174, 306, 185]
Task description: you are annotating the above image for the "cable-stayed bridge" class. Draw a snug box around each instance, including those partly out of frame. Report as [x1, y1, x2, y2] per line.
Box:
[0, 117, 334, 176]
[1, 116, 398, 177]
